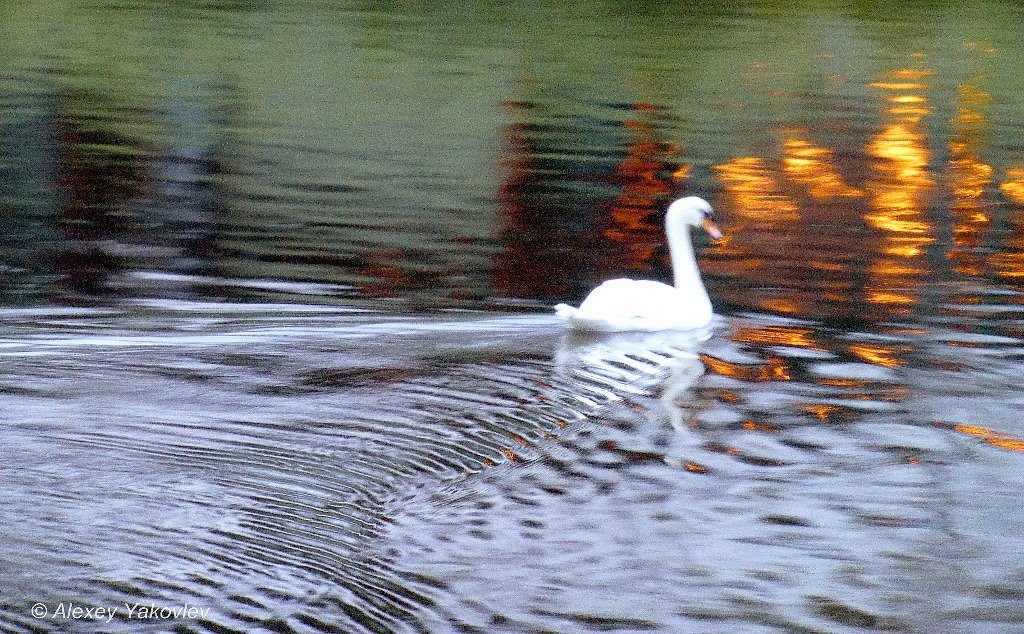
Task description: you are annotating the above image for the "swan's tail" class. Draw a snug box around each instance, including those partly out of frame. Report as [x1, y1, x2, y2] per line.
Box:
[554, 303, 579, 319]
[554, 303, 623, 332]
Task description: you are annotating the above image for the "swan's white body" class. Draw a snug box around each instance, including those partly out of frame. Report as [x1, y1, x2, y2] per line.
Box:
[555, 196, 721, 332]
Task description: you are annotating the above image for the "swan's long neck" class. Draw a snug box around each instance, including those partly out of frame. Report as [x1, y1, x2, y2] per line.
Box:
[666, 216, 711, 305]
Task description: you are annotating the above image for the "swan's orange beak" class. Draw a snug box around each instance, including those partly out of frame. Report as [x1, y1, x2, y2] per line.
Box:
[702, 216, 723, 241]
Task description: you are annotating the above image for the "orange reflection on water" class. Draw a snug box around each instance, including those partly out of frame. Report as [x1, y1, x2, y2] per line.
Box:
[1002, 168, 1024, 204]
[872, 69, 934, 83]
[865, 258, 922, 306]
[742, 420, 781, 433]
[868, 82, 929, 92]
[988, 209, 1024, 279]
[817, 378, 872, 389]
[889, 94, 926, 105]
[803, 404, 834, 421]
[948, 84, 994, 277]
[864, 68, 936, 310]
[952, 424, 1024, 452]
[994, 178, 1024, 293]
[867, 69, 934, 219]
[866, 120, 933, 236]
[602, 106, 682, 271]
[733, 325, 822, 350]
[950, 154, 993, 202]
[700, 353, 790, 382]
[757, 298, 811, 317]
[782, 136, 863, 200]
[848, 343, 907, 368]
[814, 380, 909, 402]
[713, 156, 799, 221]
[672, 165, 692, 180]
[865, 290, 915, 305]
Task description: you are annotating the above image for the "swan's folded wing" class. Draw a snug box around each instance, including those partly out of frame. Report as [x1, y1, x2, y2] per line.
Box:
[578, 279, 682, 317]
[558, 279, 711, 331]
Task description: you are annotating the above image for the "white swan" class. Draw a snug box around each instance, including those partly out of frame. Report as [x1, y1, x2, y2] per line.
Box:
[554, 196, 722, 332]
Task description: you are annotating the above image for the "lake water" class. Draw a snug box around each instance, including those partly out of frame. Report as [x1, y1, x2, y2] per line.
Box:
[3, 1, 1024, 632]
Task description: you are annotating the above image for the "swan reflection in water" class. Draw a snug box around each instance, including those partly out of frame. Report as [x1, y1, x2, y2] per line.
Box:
[554, 326, 713, 445]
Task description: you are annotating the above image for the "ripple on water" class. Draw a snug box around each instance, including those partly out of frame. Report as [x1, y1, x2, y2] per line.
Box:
[4, 304, 1024, 632]
[379, 308, 1024, 632]
[3, 308, 714, 633]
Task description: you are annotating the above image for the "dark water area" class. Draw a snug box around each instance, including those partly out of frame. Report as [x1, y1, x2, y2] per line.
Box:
[3, 1, 1024, 633]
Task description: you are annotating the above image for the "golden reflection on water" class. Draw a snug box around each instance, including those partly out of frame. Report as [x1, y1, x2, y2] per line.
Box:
[948, 83, 995, 278]
[862, 67, 936, 313]
[951, 424, 1024, 452]
[602, 106, 682, 272]
[865, 88, 934, 240]
[989, 210, 1024, 280]
[710, 155, 802, 316]
[1002, 168, 1024, 204]
[782, 134, 862, 200]
[992, 169, 1024, 280]
[733, 325, 823, 351]
[802, 404, 846, 423]
[713, 156, 799, 222]
[707, 67, 952, 320]
[847, 343, 907, 368]
[488, 57, 1024, 310]
[703, 59, 1024, 440]
[701, 56, 1024, 324]
[699, 353, 791, 382]
[741, 420, 781, 433]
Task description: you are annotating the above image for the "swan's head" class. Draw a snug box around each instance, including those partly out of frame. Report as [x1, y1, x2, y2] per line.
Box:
[666, 196, 723, 240]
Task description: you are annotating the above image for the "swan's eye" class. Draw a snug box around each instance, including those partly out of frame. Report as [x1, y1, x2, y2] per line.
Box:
[703, 209, 716, 220]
